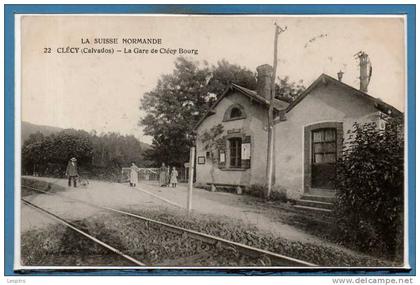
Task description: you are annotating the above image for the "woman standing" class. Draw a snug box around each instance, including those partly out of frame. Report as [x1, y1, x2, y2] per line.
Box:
[159, 163, 167, 187]
[170, 166, 178, 188]
[166, 166, 171, 186]
[130, 162, 140, 187]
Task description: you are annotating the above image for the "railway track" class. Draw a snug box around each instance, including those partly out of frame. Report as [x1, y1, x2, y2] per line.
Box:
[21, 183, 317, 267]
[22, 198, 146, 266]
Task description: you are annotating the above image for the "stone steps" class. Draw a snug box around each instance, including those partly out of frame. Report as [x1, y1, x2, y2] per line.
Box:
[293, 192, 336, 213]
[293, 204, 333, 213]
[295, 199, 334, 210]
[300, 194, 335, 203]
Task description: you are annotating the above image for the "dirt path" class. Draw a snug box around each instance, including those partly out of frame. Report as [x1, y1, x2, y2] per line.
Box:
[21, 177, 167, 232]
[133, 181, 317, 243]
[23, 177, 313, 242]
[20, 176, 382, 262]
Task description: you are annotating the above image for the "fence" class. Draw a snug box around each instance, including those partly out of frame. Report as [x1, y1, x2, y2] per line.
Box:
[121, 167, 189, 183]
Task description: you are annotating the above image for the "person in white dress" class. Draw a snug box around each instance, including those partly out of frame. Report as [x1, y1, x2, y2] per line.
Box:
[130, 162, 140, 187]
[170, 166, 178, 188]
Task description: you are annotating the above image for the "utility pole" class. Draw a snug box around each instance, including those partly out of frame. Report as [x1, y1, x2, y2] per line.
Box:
[266, 23, 287, 199]
[187, 145, 195, 216]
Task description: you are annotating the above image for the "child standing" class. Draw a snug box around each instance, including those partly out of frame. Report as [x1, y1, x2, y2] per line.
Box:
[170, 166, 178, 188]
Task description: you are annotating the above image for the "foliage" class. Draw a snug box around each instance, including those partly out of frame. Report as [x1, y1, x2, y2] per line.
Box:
[270, 185, 289, 202]
[275, 76, 306, 102]
[22, 129, 93, 177]
[245, 184, 287, 202]
[200, 124, 225, 163]
[206, 59, 257, 97]
[199, 124, 225, 183]
[334, 118, 404, 258]
[140, 58, 211, 167]
[21, 177, 66, 197]
[129, 209, 393, 266]
[21, 129, 150, 180]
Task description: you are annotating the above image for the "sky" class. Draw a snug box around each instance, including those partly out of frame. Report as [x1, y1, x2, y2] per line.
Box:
[20, 15, 406, 144]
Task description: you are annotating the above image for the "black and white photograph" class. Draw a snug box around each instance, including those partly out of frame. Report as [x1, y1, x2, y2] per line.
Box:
[16, 14, 407, 270]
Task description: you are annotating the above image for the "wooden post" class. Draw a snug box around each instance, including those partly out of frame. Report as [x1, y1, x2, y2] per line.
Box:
[266, 24, 286, 199]
[187, 146, 195, 215]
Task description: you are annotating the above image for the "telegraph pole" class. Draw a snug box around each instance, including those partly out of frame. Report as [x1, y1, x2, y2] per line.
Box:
[266, 23, 287, 199]
[187, 145, 195, 216]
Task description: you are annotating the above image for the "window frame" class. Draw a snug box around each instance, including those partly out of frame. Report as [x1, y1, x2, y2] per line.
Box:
[311, 128, 337, 165]
[218, 133, 251, 171]
[223, 104, 246, 122]
[228, 137, 242, 168]
[230, 107, 243, 119]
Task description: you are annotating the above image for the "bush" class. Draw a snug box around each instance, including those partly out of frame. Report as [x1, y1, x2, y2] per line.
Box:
[244, 184, 287, 202]
[271, 185, 288, 202]
[21, 129, 149, 181]
[334, 118, 404, 259]
[193, 182, 211, 191]
[243, 184, 266, 198]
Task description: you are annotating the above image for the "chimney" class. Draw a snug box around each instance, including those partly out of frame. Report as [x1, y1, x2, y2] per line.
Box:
[256, 64, 273, 100]
[357, 52, 371, 93]
[337, 70, 344, 82]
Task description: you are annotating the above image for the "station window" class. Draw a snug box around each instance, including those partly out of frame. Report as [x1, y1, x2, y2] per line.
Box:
[312, 128, 337, 164]
[229, 137, 242, 168]
[223, 104, 246, 122]
[230, 107, 243, 119]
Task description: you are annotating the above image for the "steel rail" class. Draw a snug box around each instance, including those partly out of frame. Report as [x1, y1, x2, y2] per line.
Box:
[22, 198, 146, 266]
[22, 184, 317, 267]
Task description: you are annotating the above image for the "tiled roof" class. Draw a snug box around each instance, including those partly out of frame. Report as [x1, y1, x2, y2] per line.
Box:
[194, 83, 289, 129]
[195, 73, 402, 130]
[231, 83, 290, 110]
[286, 73, 403, 117]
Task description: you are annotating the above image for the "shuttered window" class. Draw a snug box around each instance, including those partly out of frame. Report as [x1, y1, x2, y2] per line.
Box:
[241, 135, 251, 169]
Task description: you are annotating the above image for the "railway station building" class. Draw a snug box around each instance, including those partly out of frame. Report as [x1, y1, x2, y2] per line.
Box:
[194, 58, 402, 200]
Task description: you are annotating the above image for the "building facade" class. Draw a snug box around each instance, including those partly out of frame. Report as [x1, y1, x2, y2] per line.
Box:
[194, 63, 402, 199]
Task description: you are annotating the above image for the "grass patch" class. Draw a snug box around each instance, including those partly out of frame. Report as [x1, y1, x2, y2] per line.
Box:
[21, 206, 398, 267]
[127, 208, 398, 267]
[21, 177, 66, 197]
[22, 213, 264, 266]
[21, 218, 132, 266]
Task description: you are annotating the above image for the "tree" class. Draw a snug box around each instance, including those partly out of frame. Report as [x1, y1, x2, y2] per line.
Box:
[275, 76, 305, 103]
[200, 124, 224, 186]
[21, 129, 150, 180]
[140, 58, 211, 166]
[22, 132, 46, 175]
[334, 117, 404, 259]
[207, 59, 257, 97]
[91, 132, 149, 168]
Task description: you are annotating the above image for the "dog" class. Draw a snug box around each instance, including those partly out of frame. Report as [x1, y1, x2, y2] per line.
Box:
[78, 177, 90, 188]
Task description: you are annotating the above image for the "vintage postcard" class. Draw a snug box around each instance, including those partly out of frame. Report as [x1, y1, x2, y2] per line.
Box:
[10, 11, 411, 273]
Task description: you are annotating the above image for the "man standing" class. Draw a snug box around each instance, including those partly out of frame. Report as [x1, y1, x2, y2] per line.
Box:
[66, 157, 79, 187]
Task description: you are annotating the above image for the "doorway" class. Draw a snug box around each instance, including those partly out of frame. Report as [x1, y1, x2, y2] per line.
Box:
[311, 128, 337, 189]
[303, 122, 343, 194]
